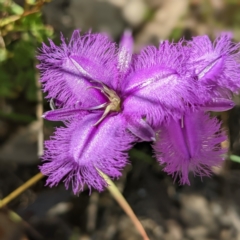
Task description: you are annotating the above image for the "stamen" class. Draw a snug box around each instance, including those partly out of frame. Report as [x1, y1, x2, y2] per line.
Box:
[93, 105, 112, 126]
[88, 83, 121, 126]
[87, 86, 111, 98]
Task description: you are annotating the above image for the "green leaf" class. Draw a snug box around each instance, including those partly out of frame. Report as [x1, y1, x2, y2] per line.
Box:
[26, 0, 37, 5]
[0, 1, 23, 15]
[230, 155, 240, 163]
[0, 15, 20, 27]
[9, 1, 24, 14]
[0, 48, 8, 62]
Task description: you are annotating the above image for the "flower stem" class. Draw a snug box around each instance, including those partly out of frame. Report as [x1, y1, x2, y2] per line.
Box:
[0, 172, 44, 208]
[99, 170, 150, 240]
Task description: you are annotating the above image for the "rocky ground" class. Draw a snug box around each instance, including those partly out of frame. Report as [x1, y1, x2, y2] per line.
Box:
[1, 0, 240, 240]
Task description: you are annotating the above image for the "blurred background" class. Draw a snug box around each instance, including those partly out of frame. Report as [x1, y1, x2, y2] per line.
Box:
[1, 0, 240, 239]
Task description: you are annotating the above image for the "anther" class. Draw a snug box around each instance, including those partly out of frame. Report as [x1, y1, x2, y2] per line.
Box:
[88, 83, 121, 126]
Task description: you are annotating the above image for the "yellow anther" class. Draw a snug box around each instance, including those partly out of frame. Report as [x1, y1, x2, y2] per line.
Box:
[91, 83, 121, 126]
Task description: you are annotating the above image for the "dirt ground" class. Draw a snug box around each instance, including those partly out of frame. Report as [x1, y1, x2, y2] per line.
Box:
[1, 0, 240, 240]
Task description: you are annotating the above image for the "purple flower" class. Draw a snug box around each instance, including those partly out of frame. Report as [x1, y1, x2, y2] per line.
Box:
[38, 30, 195, 193]
[153, 111, 226, 185]
[152, 34, 240, 184]
[38, 31, 135, 194]
[186, 33, 240, 111]
[38, 29, 238, 192]
[187, 33, 240, 91]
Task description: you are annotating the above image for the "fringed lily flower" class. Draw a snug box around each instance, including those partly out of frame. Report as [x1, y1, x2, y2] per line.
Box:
[37, 30, 196, 194]
[153, 111, 227, 185]
[37, 29, 240, 192]
[38, 30, 135, 194]
[186, 33, 240, 112]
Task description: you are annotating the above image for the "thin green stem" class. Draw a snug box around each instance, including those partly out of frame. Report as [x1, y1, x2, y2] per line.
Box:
[98, 170, 150, 240]
[0, 172, 44, 208]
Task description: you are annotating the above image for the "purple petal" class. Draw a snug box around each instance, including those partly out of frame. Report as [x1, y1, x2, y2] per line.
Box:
[37, 30, 116, 107]
[187, 33, 240, 93]
[125, 115, 156, 141]
[40, 113, 135, 194]
[122, 42, 200, 127]
[153, 111, 227, 185]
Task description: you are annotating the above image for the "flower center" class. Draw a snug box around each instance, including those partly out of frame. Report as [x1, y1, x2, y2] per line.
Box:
[90, 83, 121, 126]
